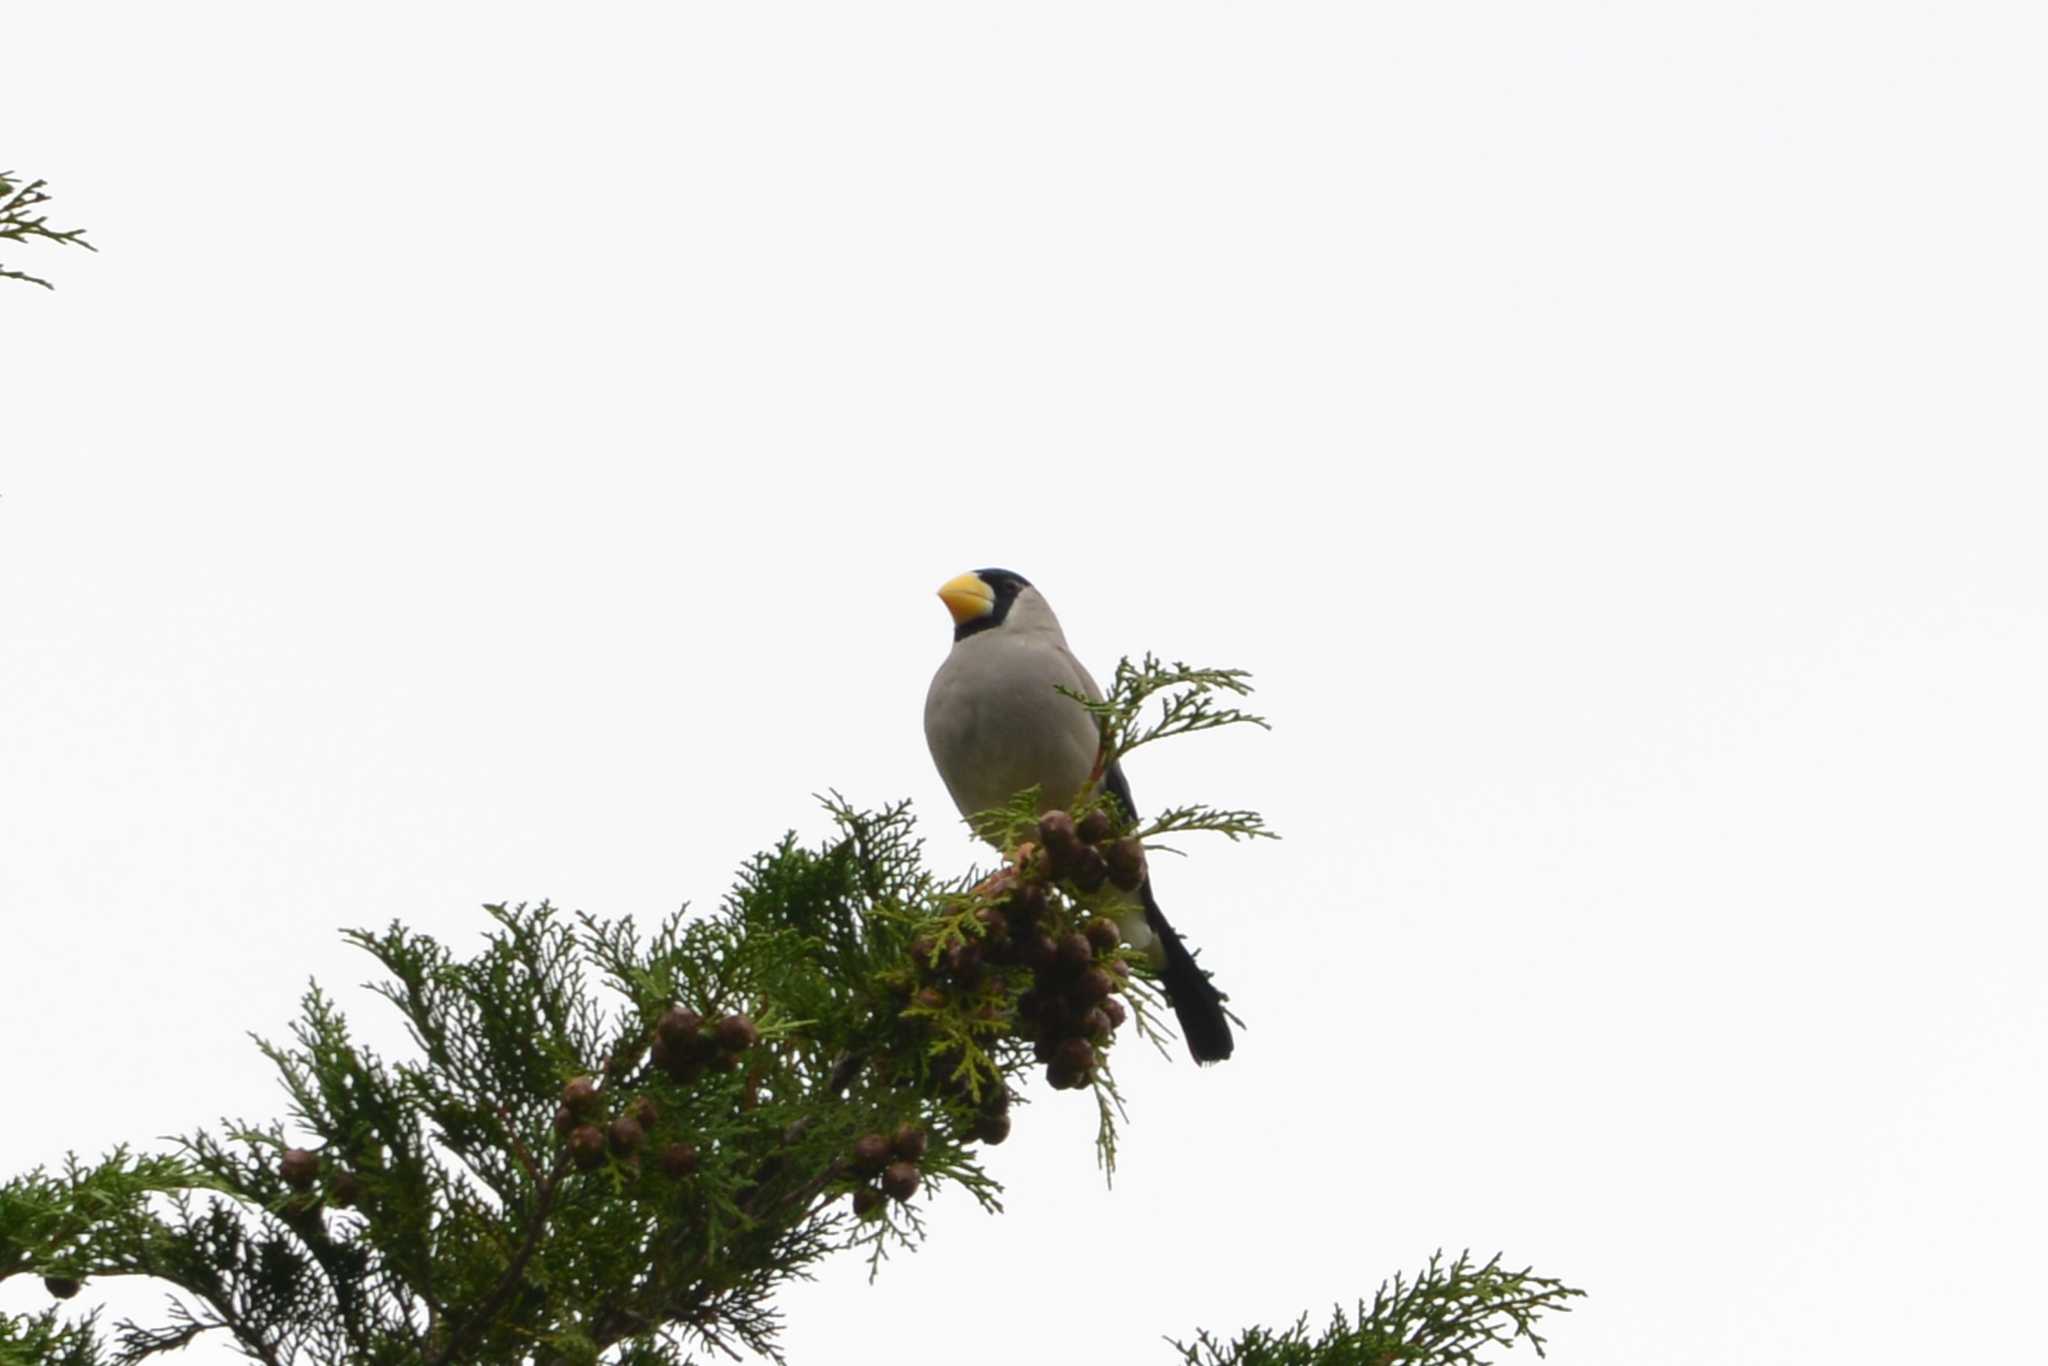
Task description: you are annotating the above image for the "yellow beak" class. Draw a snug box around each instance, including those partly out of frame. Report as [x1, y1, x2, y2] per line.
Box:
[937, 571, 996, 626]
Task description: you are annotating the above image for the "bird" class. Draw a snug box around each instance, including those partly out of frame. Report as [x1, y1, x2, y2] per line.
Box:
[923, 568, 1235, 1063]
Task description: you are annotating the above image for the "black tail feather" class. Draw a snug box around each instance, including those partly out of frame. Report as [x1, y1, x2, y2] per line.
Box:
[1140, 880, 1235, 1064]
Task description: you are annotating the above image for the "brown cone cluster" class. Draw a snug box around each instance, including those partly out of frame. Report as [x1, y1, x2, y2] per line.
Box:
[896, 807, 1138, 1160]
[556, 1024, 736, 1179]
[844, 1124, 928, 1215]
[651, 1005, 759, 1084]
[1034, 807, 1145, 896]
[1014, 811, 1143, 1089]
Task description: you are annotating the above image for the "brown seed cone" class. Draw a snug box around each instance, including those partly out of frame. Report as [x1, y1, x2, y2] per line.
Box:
[852, 1185, 886, 1219]
[1032, 1033, 1059, 1063]
[569, 1124, 608, 1170]
[1029, 996, 1078, 1039]
[330, 1169, 363, 1208]
[1080, 1007, 1114, 1042]
[659, 1142, 700, 1178]
[44, 1277, 81, 1300]
[280, 1148, 319, 1191]
[607, 1116, 645, 1157]
[1101, 996, 1128, 1030]
[944, 940, 983, 980]
[1004, 881, 1048, 930]
[1056, 931, 1094, 973]
[882, 1160, 922, 1202]
[655, 1008, 703, 1050]
[891, 1123, 928, 1162]
[1054, 1036, 1097, 1075]
[553, 1104, 577, 1137]
[1045, 1057, 1089, 1090]
[1041, 820, 1084, 880]
[1036, 809, 1079, 853]
[628, 1095, 659, 1130]
[1070, 846, 1109, 893]
[980, 1084, 1013, 1115]
[716, 1013, 760, 1053]
[1076, 809, 1114, 845]
[1084, 917, 1123, 954]
[1070, 966, 1116, 1004]
[971, 1111, 1012, 1145]
[1106, 838, 1146, 892]
[851, 1132, 891, 1175]
[913, 986, 946, 1011]
[562, 1075, 601, 1117]
[1018, 932, 1058, 971]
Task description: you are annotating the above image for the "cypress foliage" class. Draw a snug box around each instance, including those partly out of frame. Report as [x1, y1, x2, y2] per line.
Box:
[1, 169, 95, 290]
[1170, 1252, 1583, 1366]
[0, 660, 1579, 1363]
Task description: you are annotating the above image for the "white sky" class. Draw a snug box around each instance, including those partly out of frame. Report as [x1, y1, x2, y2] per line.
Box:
[4, 5, 2045, 1363]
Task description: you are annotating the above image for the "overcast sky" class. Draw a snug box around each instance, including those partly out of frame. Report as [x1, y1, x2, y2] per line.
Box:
[5, 5, 2045, 1363]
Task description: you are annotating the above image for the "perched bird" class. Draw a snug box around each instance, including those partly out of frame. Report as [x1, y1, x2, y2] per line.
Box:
[923, 568, 1235, 1063]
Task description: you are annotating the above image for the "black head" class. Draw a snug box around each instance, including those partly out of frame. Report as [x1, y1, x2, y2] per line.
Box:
[936, 568, 1034, 641]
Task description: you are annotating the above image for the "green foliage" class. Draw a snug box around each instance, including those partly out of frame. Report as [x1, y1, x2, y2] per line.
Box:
[0, 659, 1580, 1365]
[0, 1151, 220, 1287]
[0, 1150, 220, 1365]
[0, 798, 1155, 1363]
[1059, 655, 1279, 846]
[1168, 1252, 1584, 1366]
[1, 170, 95, 289]
[0, 1306, 109, 1366]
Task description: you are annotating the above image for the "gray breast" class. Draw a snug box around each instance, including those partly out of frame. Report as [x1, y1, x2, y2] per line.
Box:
[925, 632, 1103, 827]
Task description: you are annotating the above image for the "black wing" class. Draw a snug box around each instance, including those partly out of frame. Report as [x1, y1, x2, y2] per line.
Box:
[1101, 758, 1139, 823]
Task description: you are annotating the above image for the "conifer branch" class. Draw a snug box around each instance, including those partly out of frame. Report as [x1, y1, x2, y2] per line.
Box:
[426, 1150, 571, 1366]
[1065, 655, 1271, 763]
[1059, 655, 1279, 846]
[1167, 1251, 1584, 1366]
[1, 170, 96, 289]
[3, 666, 1581, 1364]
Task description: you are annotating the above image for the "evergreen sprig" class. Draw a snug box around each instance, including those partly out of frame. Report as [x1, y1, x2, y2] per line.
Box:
[1, 170, 96, 290]
[1060, 655, 1278, 845]
[1168, 1251, 1585, 1366]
